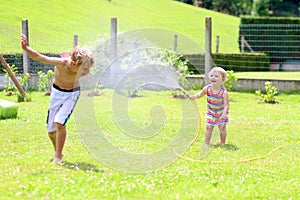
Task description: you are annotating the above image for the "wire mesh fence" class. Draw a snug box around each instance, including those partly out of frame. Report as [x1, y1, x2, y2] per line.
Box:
[239, 24, 300, 71]
[0, 19, 300, 77]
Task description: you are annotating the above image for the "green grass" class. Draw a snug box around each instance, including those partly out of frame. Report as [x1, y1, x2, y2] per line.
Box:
[0, 90, 299, 199]
[1, 0, 239, 53]
[235, 71, 300, 80]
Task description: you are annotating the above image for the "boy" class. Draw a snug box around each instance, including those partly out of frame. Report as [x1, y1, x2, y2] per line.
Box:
[21, 34, 94, 163]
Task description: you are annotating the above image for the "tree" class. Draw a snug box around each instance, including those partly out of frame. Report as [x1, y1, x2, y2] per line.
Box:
[195, 0, 214, 9]
[270, 0, 300, 16]
[196, 0, 253, 16]
[212, 0, 253, 16]
[252, 0, 300, 17]
[178, 0, 300, 17]
[252, 0, 271, 16]
[175, 0, 194, 5]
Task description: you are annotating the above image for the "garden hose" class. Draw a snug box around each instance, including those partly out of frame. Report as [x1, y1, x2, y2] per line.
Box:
[178, 87, 201, 145]
[174, 144, 287, 164]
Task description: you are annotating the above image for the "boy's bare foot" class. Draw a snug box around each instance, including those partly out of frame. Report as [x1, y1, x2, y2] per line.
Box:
[49, 154, 64, 163]
[52, 157, 63, 164]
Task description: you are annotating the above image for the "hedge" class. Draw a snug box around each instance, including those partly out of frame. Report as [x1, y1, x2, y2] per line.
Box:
[0, 53, 57, 75]
[183, 52, 270, 73]
[239, 17, 300, 63]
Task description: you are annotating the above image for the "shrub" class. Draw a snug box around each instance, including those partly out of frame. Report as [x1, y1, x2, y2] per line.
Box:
[212, 53, 270, 72]
[255, 81, 278, 103]
[160, 50, 193, 89]
[19, 73, 30, 91]
[3, 64, 18, 95]
[38, 70, 54, 94]
[224, 70, 238, 91]
[125, 77, 143, 97]
[17, 93, 32, 102]
[160, 50, 194, 98]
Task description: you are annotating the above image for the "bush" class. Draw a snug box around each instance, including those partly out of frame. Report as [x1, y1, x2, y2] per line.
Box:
[0, 53, 56, 75]
[2, 64, 18, 95]
[182, 53, 270, 74]
[212, 53, 270, 72]
[38, 70, 54, 94]
[160, 50, 193, 89]
[255, 81, 278, 103]
[224, 70, 238, 91]
[239, 17, 300, 63]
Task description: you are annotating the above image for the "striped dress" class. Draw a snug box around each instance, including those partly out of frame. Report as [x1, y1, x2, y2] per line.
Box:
[206, 85, 229, 126]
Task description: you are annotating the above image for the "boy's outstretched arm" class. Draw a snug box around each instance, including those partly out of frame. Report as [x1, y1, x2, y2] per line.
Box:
[21, 34, 66, 66]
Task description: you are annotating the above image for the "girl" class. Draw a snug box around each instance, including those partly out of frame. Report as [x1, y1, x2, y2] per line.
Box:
[189, 67, 229, 146]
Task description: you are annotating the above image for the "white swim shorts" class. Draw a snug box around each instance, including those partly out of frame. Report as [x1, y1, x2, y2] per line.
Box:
[46, 83, 80, 132]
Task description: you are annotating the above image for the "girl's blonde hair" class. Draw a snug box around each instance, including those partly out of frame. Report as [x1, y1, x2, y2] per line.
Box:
[71, 47, 94, 67]
[209, 67, 227, 82]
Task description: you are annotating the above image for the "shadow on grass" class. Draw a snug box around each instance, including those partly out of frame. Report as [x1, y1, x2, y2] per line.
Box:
[62, 161, 104, 173]
[211, 143, 239, 151]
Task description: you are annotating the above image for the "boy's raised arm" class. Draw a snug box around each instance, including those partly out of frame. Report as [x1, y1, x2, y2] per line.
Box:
[21, 34, 66, 66]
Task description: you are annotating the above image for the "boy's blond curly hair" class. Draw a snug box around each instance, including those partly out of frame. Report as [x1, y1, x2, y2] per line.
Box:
[71, 47, 94, 67]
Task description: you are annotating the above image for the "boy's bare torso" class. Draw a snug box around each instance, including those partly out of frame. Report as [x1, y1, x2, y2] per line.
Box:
[54, 62, 80, 89]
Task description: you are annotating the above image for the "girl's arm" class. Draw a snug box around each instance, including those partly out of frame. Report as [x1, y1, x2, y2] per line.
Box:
[21, 34, 67, 66]
[221, 90, 229, 118]
[189, 85, 207, 100]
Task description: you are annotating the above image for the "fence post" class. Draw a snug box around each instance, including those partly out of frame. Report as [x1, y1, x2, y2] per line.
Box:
[73, 35, 78, 47]
[216, 35, 220, 53]
[110, 17, 117, 85]
[173, 35, 178, 51]
[241, 35, 253, 53]
[22, 19, 29, 74]
[241, 36, 245, 53]
[205, 16, 212, 84]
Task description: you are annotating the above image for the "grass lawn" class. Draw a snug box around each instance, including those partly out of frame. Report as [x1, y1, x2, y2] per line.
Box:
[1, 0, 239, 53]
[0, 90, 299, 199]
[192, 71, 300, 81]
[235, 71, 300, 80]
